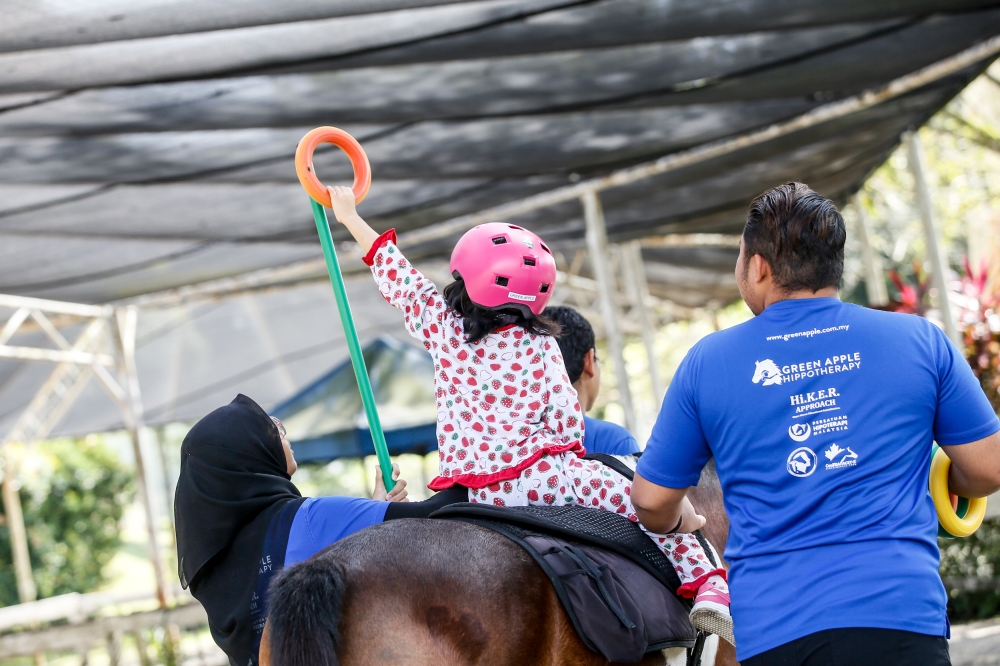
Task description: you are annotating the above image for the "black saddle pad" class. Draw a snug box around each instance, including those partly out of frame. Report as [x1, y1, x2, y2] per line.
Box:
[431, 503, 700, 662]
[432, 502, 683, 592]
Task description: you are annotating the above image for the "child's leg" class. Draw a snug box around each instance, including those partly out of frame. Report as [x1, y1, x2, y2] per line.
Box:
[657, 532, 724, 597]
[559, 455, 726, 596]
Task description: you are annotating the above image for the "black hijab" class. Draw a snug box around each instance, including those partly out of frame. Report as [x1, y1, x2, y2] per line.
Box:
[175, 394, 303, 666]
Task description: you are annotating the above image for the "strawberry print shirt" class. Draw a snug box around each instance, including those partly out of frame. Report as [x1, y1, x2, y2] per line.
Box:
[363, 229, 585, 490]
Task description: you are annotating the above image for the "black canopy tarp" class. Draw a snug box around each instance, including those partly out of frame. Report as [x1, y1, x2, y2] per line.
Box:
[0, 0, 997, 306]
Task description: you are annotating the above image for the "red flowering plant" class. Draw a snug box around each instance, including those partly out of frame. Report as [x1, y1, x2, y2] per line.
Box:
[955, 258, 1000, 412]
[885, 259, 1000, 412]
[886, 260, 932, 316]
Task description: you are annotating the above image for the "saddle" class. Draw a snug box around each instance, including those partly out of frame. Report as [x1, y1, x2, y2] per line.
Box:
[431, 454, 718, 664]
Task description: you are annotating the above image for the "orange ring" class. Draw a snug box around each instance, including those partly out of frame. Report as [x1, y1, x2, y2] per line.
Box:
[294, 127, 371, 207]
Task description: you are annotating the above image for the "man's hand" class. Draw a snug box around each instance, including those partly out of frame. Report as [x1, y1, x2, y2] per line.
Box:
[632, 472, 705, 534]
[373, 463, 409, 502]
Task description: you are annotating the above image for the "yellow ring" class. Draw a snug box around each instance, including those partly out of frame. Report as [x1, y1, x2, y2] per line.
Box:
[929, 447, 987, 538]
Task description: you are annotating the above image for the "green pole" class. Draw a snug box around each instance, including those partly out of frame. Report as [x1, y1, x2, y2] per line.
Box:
[309, 198, 395, 491]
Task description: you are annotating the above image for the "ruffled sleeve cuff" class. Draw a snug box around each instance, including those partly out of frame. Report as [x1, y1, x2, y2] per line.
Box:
[362, 228, 398, 266]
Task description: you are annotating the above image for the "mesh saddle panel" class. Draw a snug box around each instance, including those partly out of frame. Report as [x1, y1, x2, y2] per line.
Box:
[431, 502, 683, 594]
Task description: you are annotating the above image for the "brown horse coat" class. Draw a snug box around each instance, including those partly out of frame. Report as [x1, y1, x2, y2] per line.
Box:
[263, 464, 736, 666]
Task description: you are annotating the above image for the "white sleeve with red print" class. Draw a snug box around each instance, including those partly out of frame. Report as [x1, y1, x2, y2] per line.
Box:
[541, 336, 585, 443]
[364, 230, 451, 348]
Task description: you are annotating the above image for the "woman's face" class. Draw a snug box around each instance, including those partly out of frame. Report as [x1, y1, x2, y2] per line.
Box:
[271, 417, 297, 475]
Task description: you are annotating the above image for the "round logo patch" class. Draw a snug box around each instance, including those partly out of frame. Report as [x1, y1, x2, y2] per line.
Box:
[786, 447, 817, 478]
[788, 423, 812, 442]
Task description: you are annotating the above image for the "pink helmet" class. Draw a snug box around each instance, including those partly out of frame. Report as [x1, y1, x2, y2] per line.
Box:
[449, 223, 557, 316]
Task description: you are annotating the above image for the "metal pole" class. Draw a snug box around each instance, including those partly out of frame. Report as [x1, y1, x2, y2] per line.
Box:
[0, 448, 36, 603]
[114, 307, 169, 609]
[851, 194, 889, 307]
[622, 241, 665, 401]
[582, 192, 637, 433]
[309, 199, 394, 491]
[905, 133, 961, 346]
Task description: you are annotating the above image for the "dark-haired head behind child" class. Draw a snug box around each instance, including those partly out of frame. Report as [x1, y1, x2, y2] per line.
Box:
[542, 306, 640, 456]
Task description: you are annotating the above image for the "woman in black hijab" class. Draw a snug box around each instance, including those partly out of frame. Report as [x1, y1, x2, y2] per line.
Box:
[175, 394, 463, 666]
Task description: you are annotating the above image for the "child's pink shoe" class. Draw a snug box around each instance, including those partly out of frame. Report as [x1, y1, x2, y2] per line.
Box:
[689, 577, 735, 647]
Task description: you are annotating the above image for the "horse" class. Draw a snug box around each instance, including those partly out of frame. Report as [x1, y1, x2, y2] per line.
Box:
[261, 462, 736, 666]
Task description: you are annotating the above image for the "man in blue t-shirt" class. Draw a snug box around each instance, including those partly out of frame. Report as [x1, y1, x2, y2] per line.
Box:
[631, 182, 1000, 665]
[543, 306, 640, 455]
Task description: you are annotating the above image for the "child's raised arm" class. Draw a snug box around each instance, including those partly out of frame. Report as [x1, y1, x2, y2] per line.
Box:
[328, 186, 380, 252]
[327, 186, 454, 348]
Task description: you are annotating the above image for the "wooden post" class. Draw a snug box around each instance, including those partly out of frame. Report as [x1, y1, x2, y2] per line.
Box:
[133, 631, 152, 666]
[154, 427, 177, 546]
[581, 192, 637, 433]
[852, 194, 889, 307]
[906, 133, 961, 346]
[114, 307, 169, 609]
[0, 448, 36, 604]
[622, 241, 665, 401]
[106, 632, 122, 666]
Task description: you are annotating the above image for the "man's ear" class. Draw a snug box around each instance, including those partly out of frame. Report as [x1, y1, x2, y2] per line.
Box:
[752, 254, 772, 284]
[581, 348, 597, 379]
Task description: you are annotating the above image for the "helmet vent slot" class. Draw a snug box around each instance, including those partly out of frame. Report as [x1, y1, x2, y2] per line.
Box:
[523, 257, 536, 266]
[491, 236, 507, 245]
[495, 276, 509, 287]
[540, 283, 549, 293]
[507, 225, 523, 230]
[540, 243, 551, 254]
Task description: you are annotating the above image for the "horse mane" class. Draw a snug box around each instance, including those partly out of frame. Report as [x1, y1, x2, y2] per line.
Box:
[267, 555, 347, 666]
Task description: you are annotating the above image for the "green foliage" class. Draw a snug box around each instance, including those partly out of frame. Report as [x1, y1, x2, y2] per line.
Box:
[940, 518, 1000, 622]
[844, 68, 1000, 308]
[0, 438, 134, 607]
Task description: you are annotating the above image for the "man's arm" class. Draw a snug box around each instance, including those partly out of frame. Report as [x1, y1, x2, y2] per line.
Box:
[941, 430, 1000, 498]
[631, 473, 706, 534]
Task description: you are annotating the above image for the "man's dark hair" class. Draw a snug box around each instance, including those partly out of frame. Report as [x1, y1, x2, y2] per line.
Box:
[743, 182, 846, 292]
[541, 306, 594, 384]
[443, 277, 561, 344]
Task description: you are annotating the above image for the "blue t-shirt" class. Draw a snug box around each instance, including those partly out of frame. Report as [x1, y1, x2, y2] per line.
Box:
[636, 298, 1000, 660]
[583, 416, 640, 455]
[285, 496, 389, 566]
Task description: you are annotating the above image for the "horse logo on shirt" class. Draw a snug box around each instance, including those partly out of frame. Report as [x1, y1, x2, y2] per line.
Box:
[752, 359, 784, 386]
[786, 447, 817, 477]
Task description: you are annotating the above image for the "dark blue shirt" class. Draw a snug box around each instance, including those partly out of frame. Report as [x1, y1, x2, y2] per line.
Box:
[583, 416, 640, 455]
[251, 495, 387, 664]
[636, 298, 1000, 660]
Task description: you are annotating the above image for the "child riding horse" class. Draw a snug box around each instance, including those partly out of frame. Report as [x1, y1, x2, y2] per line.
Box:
[327, 185, 733, 643]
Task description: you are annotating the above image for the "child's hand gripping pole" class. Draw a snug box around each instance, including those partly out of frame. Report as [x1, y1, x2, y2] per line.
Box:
[295, 127, 394, 492]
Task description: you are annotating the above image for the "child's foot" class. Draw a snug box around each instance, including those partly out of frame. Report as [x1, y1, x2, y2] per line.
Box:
[689, 577, 735, 647]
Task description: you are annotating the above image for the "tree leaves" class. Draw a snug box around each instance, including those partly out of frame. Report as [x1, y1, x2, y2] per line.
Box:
[0, 438, 134, 607]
